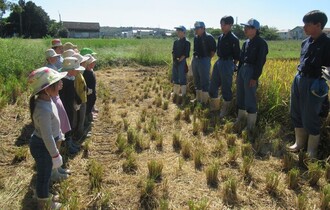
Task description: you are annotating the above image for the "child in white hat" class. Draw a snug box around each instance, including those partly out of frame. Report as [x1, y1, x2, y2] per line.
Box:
[51, 39, 64, 69]
[59, 57, 85, 152]
[83, 54, 97, 125]
[45, 49, 60, 71]
[28, 67, 67, 209]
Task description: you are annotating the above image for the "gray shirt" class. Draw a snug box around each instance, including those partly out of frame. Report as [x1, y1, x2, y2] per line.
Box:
[32, 99, 62, 157]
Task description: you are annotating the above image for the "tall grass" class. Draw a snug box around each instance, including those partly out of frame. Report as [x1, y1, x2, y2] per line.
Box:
[0, 38, 300, 109]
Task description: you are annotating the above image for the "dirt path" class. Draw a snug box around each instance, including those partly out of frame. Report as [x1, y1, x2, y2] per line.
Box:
[0, 66, 325, 209]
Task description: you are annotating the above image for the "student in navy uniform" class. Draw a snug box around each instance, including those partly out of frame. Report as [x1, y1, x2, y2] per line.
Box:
[236, 18, 268, 132]
[288, 10, 330, 158]
[172, 25, 191, 97]
[192, 21, 216, 104]
[209, 16, 240, 116]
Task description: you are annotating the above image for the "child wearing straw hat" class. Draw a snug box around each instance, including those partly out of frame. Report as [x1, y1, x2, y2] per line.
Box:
[28, 67, 67, 209]
[45, 49, 61, 71]
[83, 54, 97, 125]
[51, 39, 64, 69]
[59, 57, 85, 154]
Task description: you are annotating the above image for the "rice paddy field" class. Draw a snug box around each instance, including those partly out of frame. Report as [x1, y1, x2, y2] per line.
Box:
[1, 38, 330, 209]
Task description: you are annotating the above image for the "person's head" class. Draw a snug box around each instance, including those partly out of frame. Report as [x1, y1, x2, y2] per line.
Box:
[28, 67, 67, 121]
[84, 54, 97, 70]
[72, 53, 89, 68]
[220, 16, 234, 34]
[45, 49, 60, 65]
[62, 49, 76, 58]
[63, 42, 78, 52]
[80, 48, 97, 56]
[303, 10, 327, 36]
[241, 18, 260, 39]
[194, 21, 205, 36]
[51, 39, 63, 54]
[60, 57, 85, 76]
[174, 26, 186, 38]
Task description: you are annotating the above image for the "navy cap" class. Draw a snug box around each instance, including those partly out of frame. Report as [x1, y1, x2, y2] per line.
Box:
[174, 25, 186, 32]
[241, 18, 260, 30]
[194, 21, 205, 29]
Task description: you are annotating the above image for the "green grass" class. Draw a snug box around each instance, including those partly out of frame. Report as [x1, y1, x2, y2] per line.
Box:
[0, 38, 301, 107]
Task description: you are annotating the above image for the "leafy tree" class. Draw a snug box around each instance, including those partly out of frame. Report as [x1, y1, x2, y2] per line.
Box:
[232, 24, 245, 40]
[0, 0, 8, 19]
[207, 28, 221, 38]
[58, 26, 68, 38]
[259, 25, 280, 40]
[6, 0, 50, 38]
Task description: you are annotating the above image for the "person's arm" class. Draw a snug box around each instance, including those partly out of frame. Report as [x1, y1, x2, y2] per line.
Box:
[34, 109, 59, 157]
[252, 39, 268, 80]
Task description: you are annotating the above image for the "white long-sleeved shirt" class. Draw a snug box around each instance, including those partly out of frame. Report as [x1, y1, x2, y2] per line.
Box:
[32, 99, 62, 157]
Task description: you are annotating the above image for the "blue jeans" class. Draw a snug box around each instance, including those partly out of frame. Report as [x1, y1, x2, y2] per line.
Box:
[290, 73, 325, 135]
[172, 59, 187, 85]
[29, 135, 53, 199]
[209, 59, 234, 100]
[192, 57, 211, 91]
[236, 65, 258, 113]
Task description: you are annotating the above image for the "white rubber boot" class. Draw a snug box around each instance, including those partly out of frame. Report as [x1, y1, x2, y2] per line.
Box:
[181, 85, 187, 96]
[171, 84, 180, 97]
[51, 168, 69, 182]
[37, 197, 61, 210]
[201, 91, 209, 104]
[287, 128, 308, 152]
[219, 101, 231, 118]
[247, 113, 257, 131]
[209, 98, 220, 111]
[307, 134, 320, 159]
[234, 109, 247, 132]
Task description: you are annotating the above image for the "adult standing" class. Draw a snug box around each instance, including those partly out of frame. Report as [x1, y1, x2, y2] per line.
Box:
[235, 18, 268, 132]
[171, 25, 191, 97]
[192, 21, 216, 104]
[288, 10, 330, 158]
[209, 16, 240, 115]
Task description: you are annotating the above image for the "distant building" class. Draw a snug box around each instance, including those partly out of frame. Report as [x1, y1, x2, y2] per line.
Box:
[290, 26, 306, 40]
[121, 31, 133, 38]
[276, 29, 291, 40]
[62, 21, 100, 38]
[324, 28, 330, 37]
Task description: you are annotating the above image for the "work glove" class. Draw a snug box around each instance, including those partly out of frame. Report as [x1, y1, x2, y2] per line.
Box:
[87, 88, 93, 95]
[52, 154, 63, 169]
[74, 103, 81, 111]
[322, 66, 330, 81]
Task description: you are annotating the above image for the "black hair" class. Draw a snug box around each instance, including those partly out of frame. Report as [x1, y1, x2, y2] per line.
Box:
[220, 16, 234, 25]
[29, 95, 36, 125]
[303, 10, 328, 29]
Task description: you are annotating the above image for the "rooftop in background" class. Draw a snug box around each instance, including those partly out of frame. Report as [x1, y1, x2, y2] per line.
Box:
[62, 21, 100, 31]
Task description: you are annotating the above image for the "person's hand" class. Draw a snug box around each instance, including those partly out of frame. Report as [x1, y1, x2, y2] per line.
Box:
[87, 88, 93, 95]
[74, 103, 81, 111]
[52, 154, 63, 169]
[249, 79, 257, 87]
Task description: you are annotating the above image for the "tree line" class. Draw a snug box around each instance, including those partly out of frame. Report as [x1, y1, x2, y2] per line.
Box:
[0, 0, 281, 40]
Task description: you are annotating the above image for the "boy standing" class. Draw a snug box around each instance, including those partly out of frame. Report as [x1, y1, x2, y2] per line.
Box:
[288, 10, 330, 158]
[209, 16, 240, 115]
[51, 39, 64, 69]
[192, 21, 216, 104]
[236, 18, 268, 132]
[172, 25, 190, 97]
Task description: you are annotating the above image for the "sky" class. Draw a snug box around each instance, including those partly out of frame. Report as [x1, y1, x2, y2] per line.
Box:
[16, 0, 330, 30]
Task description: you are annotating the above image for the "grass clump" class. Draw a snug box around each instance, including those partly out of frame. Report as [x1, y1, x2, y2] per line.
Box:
[122, 153, 138, 174]
[139, 179, 159, 210]
[241, 155, 254, 177]
[282, 152, 295, 172]
[226, 134, 236, 148]
[205, 162, 219, 188]
[194, 150, 203, 170]
[212, 140, 226, 157]
[265, 172, 280, 194]
[187, 198, 209, 210]
[181, 140, 192, 160]
[88, 159, 104, 191]
[296, 193, 308, 210]
[307, 161, 323, 186]
[227, 146, 239, 164]
[320, 184, 330, 210]
[116, 133, 127, 153]
[288, 168, 300, 189]
[172, 132, 182, 151]
[222, 176, 238, 205]
[148, 160, 163, 181]
[162, 100, 169, 110]
[127, 127, 137, 145]
[13, 146, 29, 163]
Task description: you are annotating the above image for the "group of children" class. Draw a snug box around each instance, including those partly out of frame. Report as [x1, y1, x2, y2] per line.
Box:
[172, 10, 330, 160]
[28, 39, 97, 209]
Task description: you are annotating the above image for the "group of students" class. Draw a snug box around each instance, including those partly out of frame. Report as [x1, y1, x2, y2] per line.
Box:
[27, 39, 97, 209]
[171, 10, 330, 159]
